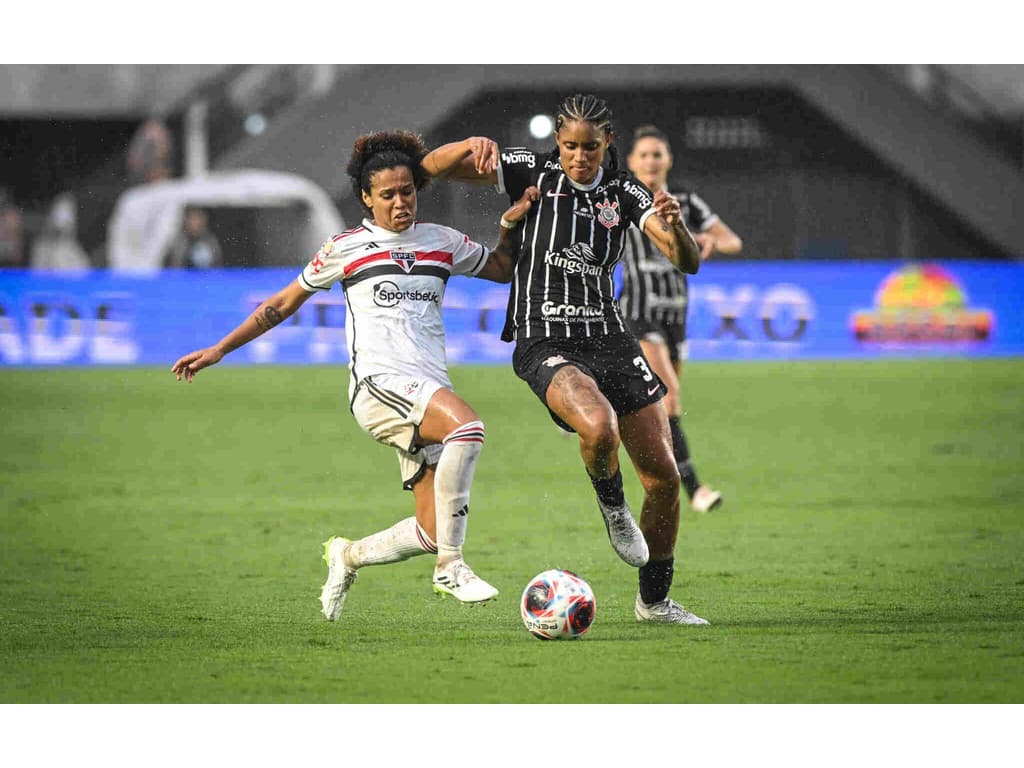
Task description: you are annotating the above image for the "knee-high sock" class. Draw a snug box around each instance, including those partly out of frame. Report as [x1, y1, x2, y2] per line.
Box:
[434, 420, 485, 565]
[345, 517, 436, 569]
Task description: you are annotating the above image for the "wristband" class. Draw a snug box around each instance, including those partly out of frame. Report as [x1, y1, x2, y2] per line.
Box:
[499, 217, 517, 230]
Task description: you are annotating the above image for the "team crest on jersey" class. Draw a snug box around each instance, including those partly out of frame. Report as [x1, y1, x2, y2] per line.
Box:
[543, 355, 568, 368]
[403, 381, 421, 396]
[595, 199, 620, 229]
[390, 251, 417, 272]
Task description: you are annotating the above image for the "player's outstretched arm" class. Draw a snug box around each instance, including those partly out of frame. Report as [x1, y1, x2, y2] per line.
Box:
[172, 280, 313, 383]
[642, 190, 701, 275]
[421, 137, 499, 185]
[476, 187, 539, 283]
[694, 219, 743, 261]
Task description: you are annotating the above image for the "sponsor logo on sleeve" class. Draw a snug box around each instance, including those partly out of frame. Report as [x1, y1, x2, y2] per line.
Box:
[622, 180, 653, 208]
[501, 150, 536, 168]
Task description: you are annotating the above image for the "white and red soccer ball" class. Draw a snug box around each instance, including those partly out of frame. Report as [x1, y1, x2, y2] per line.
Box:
[520, 569, 596, 640]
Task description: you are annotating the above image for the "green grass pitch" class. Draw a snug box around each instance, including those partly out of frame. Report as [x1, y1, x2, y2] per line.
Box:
[1, 358, 1022, 703]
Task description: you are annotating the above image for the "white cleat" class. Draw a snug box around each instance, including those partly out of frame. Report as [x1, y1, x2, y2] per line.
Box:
[635, 593, 710, 625]
[320, 536, 358, 622]
[432, 559, 499, 603]
[691, 485, 723, 513]
[598, 500, 649, 567]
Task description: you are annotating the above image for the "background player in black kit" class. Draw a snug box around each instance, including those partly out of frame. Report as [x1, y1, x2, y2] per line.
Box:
[620, 125, 744, 513]
[422, 94, 710, 625]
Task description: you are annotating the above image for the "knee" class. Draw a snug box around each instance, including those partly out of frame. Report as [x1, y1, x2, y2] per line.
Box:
[576, 409, 619, 457]
[643, 458, 681, 497]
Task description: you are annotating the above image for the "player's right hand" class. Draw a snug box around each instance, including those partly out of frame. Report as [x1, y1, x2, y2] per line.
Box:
[466, 136, 499, 175]
[503, 186, 540, 225]
[172, 347, 224, 383]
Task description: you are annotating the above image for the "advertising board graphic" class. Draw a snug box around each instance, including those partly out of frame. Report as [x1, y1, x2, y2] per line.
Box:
[1, 261, 1021, 367]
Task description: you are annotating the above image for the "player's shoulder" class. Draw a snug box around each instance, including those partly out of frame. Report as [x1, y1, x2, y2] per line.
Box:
[412, 220, 471, 245]
[613, 170, 655, 207]
[318, 224, 375, 256]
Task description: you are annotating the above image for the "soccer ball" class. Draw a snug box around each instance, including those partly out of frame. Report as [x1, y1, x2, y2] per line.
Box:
[520, 569, 596, 640]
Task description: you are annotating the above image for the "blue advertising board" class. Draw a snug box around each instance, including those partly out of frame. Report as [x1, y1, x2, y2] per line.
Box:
[0, 261, 1021, 367]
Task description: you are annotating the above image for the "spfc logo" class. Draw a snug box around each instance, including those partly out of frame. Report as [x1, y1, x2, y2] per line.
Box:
[390, 251, 416, 272]
[595, 199, 620, 229]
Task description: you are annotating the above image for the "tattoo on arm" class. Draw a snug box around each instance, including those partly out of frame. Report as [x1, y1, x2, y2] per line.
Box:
[253, 305, 283, 331]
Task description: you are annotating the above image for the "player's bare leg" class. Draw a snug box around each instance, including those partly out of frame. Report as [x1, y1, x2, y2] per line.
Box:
[618, 401, 708, 625]
[639, 338, 721, 513]
[545, 366, 649, 567]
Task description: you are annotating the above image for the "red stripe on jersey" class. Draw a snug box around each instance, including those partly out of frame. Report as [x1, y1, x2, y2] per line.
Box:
[332, 226, 366, 242]
[343, 250, 393, 276]
[342, 249, 454, 277]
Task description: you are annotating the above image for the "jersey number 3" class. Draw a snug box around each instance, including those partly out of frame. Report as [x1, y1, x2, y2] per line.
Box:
[632, 356, 654, 382]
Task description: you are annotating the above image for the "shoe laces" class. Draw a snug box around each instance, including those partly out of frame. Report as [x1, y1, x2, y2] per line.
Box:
[605, 506, 639, 537]
[445, 560, 477, 587]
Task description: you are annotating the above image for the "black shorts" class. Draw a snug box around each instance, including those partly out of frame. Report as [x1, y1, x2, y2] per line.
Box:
[622, 315, 688, 363]
[512, 333, 668, 433]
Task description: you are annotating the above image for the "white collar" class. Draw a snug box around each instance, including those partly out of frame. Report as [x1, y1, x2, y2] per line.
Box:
[362, 217, 415, 239]
[564, 166, 604, 192]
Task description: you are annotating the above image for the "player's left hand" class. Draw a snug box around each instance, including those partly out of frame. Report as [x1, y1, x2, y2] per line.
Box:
[653, 190, 681, 225]
[695, 232, 717, 261]
[467, 137, 499, 175]
[502, 186, 540, 225]
[172, 347, 224, 383]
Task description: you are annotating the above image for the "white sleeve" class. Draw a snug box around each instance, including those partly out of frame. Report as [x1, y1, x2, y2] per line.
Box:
[449, 230, 490, 277]
[298, 238, 345, 291]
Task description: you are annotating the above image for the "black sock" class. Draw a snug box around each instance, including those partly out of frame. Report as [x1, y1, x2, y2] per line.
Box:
[589, 468, 625, 509]
[668, 416, 700, 498]
[639, 558, 674, 605]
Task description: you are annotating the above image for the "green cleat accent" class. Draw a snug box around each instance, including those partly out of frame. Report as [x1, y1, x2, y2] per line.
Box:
[322, 536, 336, 567]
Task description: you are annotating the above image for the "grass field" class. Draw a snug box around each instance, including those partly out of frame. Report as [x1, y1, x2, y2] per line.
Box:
[1, 358, 1023, 703]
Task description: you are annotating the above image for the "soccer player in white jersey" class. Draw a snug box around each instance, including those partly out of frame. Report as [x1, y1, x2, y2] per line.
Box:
[172, 131, 536, 621]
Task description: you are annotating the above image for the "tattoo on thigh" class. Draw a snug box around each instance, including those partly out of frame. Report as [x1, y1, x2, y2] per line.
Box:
[551, 367, 604, 418]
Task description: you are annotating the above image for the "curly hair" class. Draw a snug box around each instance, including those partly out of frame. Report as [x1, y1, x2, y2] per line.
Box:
[551, 93, 619, 171]
[346, 131, 429, 211]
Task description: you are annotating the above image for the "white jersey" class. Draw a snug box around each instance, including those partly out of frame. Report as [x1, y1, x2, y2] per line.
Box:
[298, 218, 490, 401]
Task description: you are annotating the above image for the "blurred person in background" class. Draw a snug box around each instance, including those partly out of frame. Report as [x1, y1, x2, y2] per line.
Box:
[423, 94, 711, 626]
[619, 125, 743, 513]
[0, 187, 25, 268]
[29, 193, 90, 270]
[172, 131, 536, 622]
[126, 117, 174, 186]
[164, 206, 223, 269]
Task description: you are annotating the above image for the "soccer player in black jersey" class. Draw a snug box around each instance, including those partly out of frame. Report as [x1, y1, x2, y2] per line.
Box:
[620, 125, 743, 513]
[422, 94, 710, 625]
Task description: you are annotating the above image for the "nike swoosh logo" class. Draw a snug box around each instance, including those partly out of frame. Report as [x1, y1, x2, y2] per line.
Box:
[546, 191, 570, 198]
[647, 385, 660, 396]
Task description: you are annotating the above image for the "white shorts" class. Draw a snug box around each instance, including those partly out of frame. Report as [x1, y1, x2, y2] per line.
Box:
[351, 374, 446, 491]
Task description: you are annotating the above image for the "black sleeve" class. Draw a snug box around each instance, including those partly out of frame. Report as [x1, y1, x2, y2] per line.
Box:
[618, 172, 657, 230]
[497, 147, 540, 202]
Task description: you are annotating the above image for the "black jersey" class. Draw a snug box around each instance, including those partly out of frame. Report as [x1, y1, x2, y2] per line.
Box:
[618, 190, 718, 325]
[497, 147, 657, 342]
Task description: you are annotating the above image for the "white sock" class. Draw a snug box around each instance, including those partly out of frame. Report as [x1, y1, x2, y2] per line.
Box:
[434, 420, 485, 566]
[345, 517, 436, 569]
